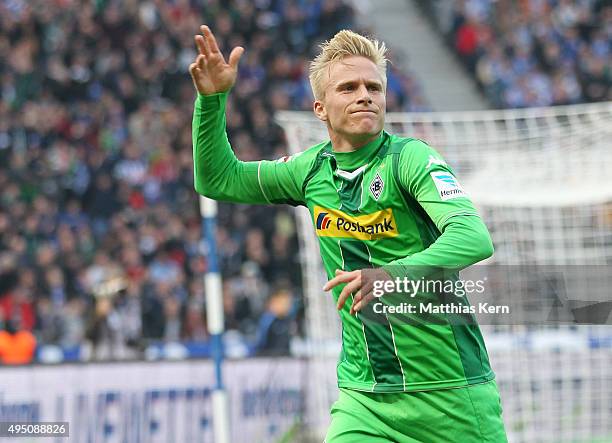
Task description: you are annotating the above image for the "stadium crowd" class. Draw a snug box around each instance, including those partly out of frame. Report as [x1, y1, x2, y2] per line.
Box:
[423, 0, 611, 107]
[0, 0, 428, 363]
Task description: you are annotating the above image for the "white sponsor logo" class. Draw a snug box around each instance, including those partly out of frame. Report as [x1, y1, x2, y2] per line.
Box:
[425, 155, 447, 169]
[430, 172, 467, 201]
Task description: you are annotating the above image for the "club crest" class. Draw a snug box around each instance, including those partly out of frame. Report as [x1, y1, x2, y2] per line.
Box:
[370, 172, 384, 200]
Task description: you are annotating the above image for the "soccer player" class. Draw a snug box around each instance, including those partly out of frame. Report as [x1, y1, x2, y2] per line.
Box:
[190, 25, 508, 442]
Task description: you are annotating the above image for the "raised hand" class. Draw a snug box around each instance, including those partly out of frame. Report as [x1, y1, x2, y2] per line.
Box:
[189, 25, 244, 95]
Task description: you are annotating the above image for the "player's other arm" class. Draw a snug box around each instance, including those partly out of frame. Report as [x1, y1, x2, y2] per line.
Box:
[385, 140, 493, 277]
[190, 26, 305, 205]
[331, 140, 493, 314]
[334, 216, 493, 314]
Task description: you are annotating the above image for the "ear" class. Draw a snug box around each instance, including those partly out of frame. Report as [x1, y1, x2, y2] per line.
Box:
[313, 100, 327, 122]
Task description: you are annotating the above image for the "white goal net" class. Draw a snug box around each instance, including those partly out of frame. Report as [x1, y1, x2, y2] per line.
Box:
[276, 101, 612, 443]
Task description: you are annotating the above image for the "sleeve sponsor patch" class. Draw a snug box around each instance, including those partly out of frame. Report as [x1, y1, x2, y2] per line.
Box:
[430, 172, 467, 200]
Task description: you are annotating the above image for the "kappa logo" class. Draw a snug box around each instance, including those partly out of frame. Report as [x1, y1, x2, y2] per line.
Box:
[370, 172, 384, 200]
[430, 172, 467, 201]
[426, 155, 447, 169]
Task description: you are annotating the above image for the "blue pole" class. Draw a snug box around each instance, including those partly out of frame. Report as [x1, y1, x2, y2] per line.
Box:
[200, 195, 230, 443]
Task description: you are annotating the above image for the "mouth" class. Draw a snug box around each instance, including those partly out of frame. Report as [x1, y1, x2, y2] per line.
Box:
[351, 110, 377, 115]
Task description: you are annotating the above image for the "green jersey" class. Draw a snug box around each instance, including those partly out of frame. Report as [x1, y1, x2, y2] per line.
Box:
[193, 92, 495, 393]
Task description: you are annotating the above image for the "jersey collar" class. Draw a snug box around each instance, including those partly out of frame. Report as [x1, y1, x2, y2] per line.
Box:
[331, 131, 388, 172]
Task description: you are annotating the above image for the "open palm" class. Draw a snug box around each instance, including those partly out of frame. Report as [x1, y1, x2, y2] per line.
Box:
[189, 25, 244, 95]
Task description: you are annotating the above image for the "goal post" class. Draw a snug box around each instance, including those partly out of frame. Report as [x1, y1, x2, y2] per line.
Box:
[276, 101, 612, 443]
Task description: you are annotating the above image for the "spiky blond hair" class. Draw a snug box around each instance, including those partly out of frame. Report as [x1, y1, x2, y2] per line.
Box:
[309, 30, 388, 101]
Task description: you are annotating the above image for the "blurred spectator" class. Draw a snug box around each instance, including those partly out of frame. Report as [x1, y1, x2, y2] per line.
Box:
[254, 287, 295, 356]
[0, 319, 36, 365]
[162, 296, 183, 342]
[85, 294, 140, 361]
[0, 0, 425, 362]
[183, 298, 207, 341]
[0, 278, 36, 331]
[422, 0, 611, 107]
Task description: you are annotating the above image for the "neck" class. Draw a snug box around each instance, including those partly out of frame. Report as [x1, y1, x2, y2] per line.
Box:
[329, 131, 380, 153]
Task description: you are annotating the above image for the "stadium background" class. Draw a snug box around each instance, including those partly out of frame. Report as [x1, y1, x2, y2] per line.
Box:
[0, 0, 610, 442]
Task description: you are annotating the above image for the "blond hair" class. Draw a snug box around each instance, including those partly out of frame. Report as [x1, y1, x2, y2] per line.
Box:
[309, 30, 388, 101]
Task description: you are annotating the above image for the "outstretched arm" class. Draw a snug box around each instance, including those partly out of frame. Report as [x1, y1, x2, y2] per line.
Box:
[190, 26, 308, 205]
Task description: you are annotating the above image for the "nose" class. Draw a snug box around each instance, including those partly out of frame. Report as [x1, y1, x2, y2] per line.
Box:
[356, 84, 372, 105]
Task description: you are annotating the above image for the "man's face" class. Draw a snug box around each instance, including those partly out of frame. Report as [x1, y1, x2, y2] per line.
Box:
[314, 55, 386, 146]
